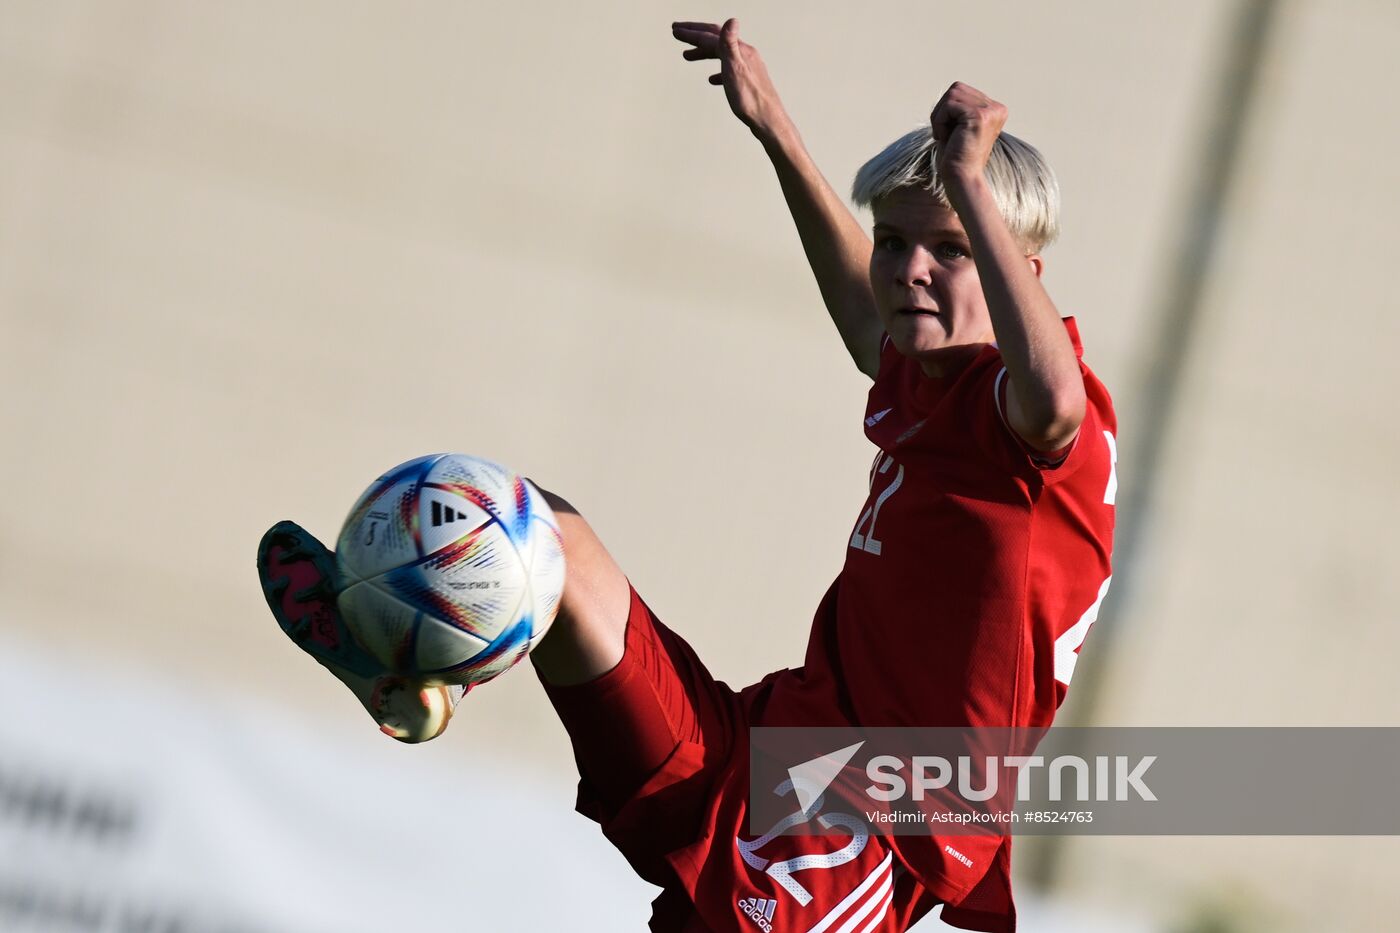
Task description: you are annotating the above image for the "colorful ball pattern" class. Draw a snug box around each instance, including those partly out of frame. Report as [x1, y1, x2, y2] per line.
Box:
[334, 453, 565, 685]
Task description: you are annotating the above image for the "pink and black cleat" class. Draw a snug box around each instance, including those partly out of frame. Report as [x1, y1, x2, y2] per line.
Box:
[257, 520, 466, 743]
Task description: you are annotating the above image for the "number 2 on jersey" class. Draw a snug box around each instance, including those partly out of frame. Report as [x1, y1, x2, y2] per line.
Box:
[736, 777, 869, 907]
[850, 453, 902, 556]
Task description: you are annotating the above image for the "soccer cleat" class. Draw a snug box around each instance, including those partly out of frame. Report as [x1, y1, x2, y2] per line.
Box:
[257, 520, 468, 743]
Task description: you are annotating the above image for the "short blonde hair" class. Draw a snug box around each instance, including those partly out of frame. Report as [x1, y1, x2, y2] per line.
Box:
[851, 126, 1060, 252]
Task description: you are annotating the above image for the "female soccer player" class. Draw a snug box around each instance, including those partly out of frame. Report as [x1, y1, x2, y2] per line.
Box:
[257, 19, 1116, 932]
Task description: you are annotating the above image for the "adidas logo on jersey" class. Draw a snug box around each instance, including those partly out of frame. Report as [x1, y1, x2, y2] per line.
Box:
[737, 896, 775, 931]
[865, 407, 893, 427]
[430, 500, 472, 527]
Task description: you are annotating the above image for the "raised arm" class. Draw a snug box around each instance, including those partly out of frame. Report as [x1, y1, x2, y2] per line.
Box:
[932, 83, 1086, 452]
[672, 19, 883, 379]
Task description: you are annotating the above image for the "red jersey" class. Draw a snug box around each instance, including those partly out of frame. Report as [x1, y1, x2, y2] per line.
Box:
[840, 315, 1114, 728]
[746, 316, 1117, 929]
[549, 317, 1117, 933]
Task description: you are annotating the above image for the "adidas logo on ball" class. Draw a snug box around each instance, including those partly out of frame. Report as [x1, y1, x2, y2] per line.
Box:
[430, 500, 473, 527]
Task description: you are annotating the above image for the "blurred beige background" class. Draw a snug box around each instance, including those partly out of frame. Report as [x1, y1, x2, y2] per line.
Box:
[2, 1, 1398, 930]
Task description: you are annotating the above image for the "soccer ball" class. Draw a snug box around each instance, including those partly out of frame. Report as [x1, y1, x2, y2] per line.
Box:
[334, 453, 566, 685]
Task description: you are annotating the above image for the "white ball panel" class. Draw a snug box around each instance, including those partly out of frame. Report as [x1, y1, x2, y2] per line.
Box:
[336, 459, 438, 582]
[413, 609, 491, 677]
[337, 580, 420, 672]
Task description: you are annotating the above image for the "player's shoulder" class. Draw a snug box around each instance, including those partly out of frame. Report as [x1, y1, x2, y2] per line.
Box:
[976, 318, 1118, 485]
[981, 316, 1114, 408]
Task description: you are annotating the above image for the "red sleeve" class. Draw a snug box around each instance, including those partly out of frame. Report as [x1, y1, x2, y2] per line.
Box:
[994, 365, 1073, 465]
[974, 360, 1106, 487]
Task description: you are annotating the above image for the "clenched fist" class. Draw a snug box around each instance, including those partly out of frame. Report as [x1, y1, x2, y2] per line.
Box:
[930, 82, 1008, 197]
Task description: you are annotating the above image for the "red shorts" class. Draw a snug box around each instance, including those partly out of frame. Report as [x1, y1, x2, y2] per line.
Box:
[537, 586, 941, 932]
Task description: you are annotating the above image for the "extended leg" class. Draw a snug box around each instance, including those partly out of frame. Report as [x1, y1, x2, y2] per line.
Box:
[527, 487, 737, 821]
[257, 484, 717, 773]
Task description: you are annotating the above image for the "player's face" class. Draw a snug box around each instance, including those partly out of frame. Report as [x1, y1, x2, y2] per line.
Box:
[869, 189, 995, 375]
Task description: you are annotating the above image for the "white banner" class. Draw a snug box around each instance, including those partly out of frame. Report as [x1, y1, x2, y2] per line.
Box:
[0, 634, 652, 932]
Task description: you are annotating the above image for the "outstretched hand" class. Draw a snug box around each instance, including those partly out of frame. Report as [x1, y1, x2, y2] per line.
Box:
[672, 18, 791, 142]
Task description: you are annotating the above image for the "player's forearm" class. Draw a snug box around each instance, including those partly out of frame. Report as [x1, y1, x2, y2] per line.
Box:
[757, 122, 883, 379]
[950, 175, 1085, 439]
